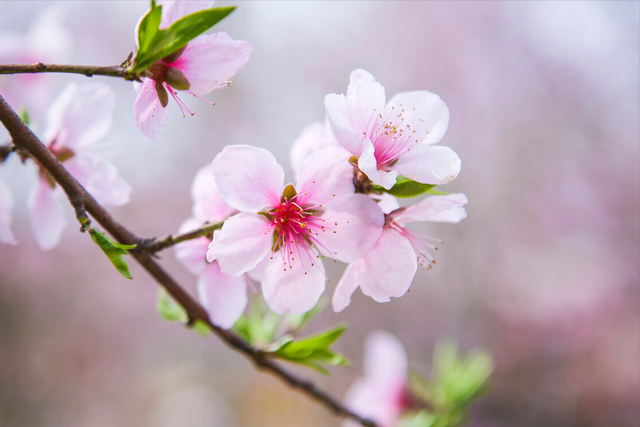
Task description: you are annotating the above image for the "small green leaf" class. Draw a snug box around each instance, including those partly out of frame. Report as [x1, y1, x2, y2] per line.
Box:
[130, 4, 236, 75]
[232, 296, 280, 346]
[156, 288, 188, 322]
[400, 411, 438, 427]
[191, 319, 212, 337]
[90, 230, 136, 279]
[372, 176, 441, 198]
[269, 324, 350, 375]
[19, 107, 30, 127]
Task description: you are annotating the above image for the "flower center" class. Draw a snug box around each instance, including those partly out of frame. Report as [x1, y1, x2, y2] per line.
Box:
[362, 104, 429, 168]
[267, 185, 338, 274]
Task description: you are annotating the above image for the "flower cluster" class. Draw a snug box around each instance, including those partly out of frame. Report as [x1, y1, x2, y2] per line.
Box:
[175, 69, 467, 328]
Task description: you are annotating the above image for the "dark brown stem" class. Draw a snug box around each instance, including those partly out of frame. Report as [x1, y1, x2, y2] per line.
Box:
[0, 94, 377, 427]
[0, 63, 130, 79]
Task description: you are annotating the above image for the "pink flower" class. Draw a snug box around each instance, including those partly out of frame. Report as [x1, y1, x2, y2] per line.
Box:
[134, 0, 252, 141]
[343, 331, 409, 427]
[332, 193, 468, 312]
[325, 69, 461, 190]
[0, 179, 17, 245]
[206, 145, 384, 314]
[29, 83, 131, 251]
[175, 165, 252, 329]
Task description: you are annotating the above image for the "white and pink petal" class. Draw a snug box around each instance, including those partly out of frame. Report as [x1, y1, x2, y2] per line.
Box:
[171, 32, 251, 95]
[197, 261, 248, 330]
[28, 176, 66, 251]
[0, 179, 17, 245]
[386, 90, 450, 147]
[261, 257, 326, 315]
[392, 144, 461, 186]
[206, 212, 272, 276]
[295, 146, 354, 209]
[134, 78, 167, 142]
[212, 145, 284, 213]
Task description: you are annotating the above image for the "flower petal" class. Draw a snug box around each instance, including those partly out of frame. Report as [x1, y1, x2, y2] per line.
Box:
[332, 261, 363, 313]
[427, 206, 468, 223]
[197, 261, 248, 330]
[290, 121, 340, 177]
[343, 376, 404, 427]
[28, 176, 66, 251]
[370, 192, 400, 214]
[190, 164, 236, 223]
[364, 330, 408, 382]
[0, 179, 17, 245]
[206, 213, 272, 276]
[175, 217, 210, 276]
[319, 194, 385, 263]
[346, 69, 386, 131]
[358, 139, 398, 190]
[44, 83, 115, 151]
[212, 145, 284, 212]
[65, 155, 131, 207]
[171, 32, 251, 95]
[159, 0, 215, 29]
[392, 144, 461, 185]
[134, 78, 167, 142]
[324, 93, 364, 156]
[295, 146, 354, 209]
[386, 90, 450, 146]
[261, 257, 326, 314]
[359, 228, 417, 303]
[392, 193, 468, 226]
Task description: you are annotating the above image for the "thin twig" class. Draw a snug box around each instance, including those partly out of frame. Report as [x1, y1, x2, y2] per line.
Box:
[0, 94, 377, 427]
[0, 63, 129, 79]
[138, 221, 224, 254]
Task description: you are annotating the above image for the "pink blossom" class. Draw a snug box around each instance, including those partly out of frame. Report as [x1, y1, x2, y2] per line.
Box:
[333, 193, 468, 312]
[325, 69, 461, 190]
[206, 145, 384, 314]
[343, 331, 409, 427]
[134, 0, 252, 141]
[174, 165, 250, 329]
[0, 179, 17, 245]
[29, 84, 131, 251]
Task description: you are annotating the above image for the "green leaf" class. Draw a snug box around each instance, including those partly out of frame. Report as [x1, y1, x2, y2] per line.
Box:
[156, 288, 188, 323]
[232, 296, 280, 346]
[269, 324, 350, 375]
[130, 3, 236, 74]
[89, 229, 136, 279]
[371, 175, 443, 198]
[191, 319, 212, 337]
[19, 107, 30, 127]
[400, 411, 438, 427]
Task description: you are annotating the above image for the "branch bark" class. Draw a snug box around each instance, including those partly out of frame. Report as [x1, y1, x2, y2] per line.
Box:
[0, 63, 128, 79]
[0, 94, 377, 427]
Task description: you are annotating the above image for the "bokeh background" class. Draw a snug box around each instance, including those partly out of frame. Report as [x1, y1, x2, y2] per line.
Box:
[0, 1, 638, 426]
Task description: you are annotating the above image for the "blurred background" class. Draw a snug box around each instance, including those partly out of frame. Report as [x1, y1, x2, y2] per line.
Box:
[0, 1, 638, 426]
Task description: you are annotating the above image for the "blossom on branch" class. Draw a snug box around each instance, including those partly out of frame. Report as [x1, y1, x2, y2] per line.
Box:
[206, 145, 384, 314]
[332, 193, 468, 312]
[0, 179, 17, 245]
[325, 69, 461, 190]
[343, 331, 409, 427]
[175, 165, 252, 329]
[29, 83, 131, 251]
[134, 0, 252, 141]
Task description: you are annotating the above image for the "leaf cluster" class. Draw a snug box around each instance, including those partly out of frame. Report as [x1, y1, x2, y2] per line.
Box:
[129, 0, 235, 75]
[401, 341, 494, 427]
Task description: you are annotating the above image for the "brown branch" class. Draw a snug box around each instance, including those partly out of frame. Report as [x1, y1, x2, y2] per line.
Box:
[0, 63, 130, 79]
[0, 94, 377, 427]
[138, 221, 224, 254]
